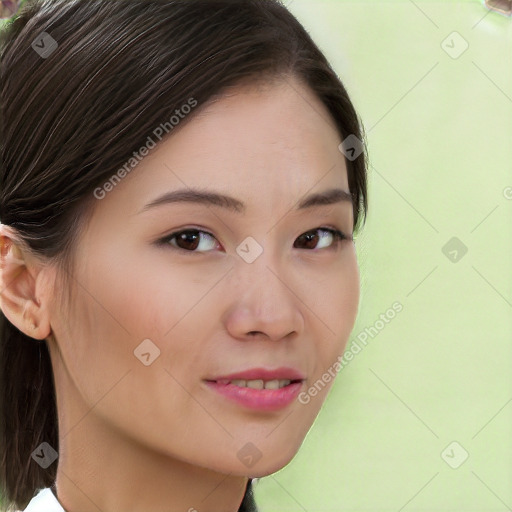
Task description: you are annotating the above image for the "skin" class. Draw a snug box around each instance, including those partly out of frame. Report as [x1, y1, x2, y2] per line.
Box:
[0, 76, 360, 512]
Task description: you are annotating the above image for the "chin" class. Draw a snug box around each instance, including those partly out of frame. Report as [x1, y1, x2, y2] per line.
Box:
[242, 444, 302, 478]
[245, 458, 296, 478]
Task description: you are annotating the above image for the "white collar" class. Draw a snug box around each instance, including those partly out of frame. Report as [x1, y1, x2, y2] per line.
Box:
[18, 488, 66, 512]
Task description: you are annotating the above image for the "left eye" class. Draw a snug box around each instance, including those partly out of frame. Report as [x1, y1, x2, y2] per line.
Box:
[294, 227, 349, 250]
[157, 227, 350, 253]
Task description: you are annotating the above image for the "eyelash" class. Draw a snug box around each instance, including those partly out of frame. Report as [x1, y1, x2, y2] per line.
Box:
[156, 226, 351, 254]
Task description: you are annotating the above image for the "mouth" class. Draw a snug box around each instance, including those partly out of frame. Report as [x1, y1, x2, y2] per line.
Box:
[203, 367, 306, 411]
[205, 378, 303, 389]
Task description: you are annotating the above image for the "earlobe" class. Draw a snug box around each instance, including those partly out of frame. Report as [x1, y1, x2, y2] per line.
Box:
[0, 228, 52, 340]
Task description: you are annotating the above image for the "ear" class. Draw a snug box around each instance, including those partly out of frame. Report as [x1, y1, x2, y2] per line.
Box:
[0, 225, 53, 340]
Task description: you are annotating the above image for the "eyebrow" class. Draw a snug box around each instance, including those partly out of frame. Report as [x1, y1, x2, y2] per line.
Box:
[138, 187, 353, 215]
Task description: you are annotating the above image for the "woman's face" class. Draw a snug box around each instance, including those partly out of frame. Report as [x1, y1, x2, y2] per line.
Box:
[48, 76, 360, 477]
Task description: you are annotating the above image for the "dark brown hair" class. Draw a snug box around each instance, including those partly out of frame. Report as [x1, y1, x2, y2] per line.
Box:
[0, 0, 368, 509]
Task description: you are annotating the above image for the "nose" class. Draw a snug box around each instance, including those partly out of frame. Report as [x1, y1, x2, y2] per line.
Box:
[222, 255, 305, 342]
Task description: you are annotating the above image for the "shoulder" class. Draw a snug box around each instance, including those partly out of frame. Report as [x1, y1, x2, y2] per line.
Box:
[15, 488, 65, 512]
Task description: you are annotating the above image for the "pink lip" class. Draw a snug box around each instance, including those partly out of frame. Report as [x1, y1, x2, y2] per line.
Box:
[204, 381, 303, 411]
[204, 367, 306, 412]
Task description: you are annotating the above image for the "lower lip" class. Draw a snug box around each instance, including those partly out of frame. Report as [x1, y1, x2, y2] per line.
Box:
[204, 380, 303, 411]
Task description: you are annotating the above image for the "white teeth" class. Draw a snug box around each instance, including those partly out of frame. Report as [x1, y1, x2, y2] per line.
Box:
[264, 379, 280, 390]
[247, 379, 264, 389]
[229, 379, 292, 389]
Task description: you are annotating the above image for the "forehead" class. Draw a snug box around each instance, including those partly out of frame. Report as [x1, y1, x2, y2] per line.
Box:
[94, 77, 350, 220]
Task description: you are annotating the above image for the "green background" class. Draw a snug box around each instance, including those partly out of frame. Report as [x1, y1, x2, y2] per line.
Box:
[253, 1, 512, 511]
[1, 0, 511, 510]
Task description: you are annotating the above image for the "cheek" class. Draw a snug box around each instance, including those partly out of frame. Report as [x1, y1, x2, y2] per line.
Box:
[49, 287, 133, 415]
[54, 256, 204, 433]
[53, 251, 162, 399]
[87, 252, 213, 383]
[313, 253, 359, 333]
[81, 247, 179, 339]
[308, 253, 360, 370]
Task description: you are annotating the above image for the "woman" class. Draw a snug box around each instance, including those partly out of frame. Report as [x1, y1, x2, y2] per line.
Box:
[0, 0, 368, 510]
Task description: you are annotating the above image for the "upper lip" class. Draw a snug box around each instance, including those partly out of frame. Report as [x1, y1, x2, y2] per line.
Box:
[206, 367, 306, 382]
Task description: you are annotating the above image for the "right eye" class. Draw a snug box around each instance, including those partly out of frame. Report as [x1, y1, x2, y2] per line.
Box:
[157, 229, 220, 253]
